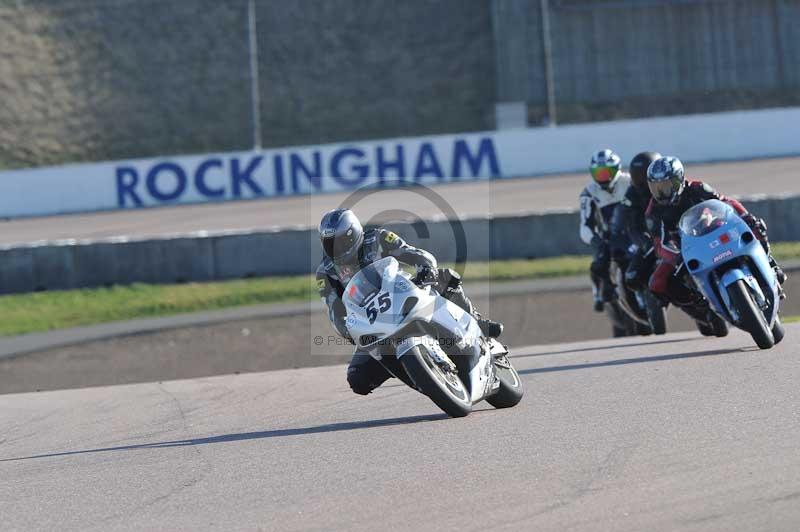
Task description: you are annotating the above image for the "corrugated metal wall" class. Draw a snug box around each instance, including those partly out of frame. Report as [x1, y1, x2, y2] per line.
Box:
[495, 0, 800, 123]
[1, 0, 797, 169]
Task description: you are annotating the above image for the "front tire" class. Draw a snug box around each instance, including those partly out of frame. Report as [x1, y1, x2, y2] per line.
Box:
[401, 345, 472, 417]
[728, 279, 774, 349]
[486, 354, 524, 409]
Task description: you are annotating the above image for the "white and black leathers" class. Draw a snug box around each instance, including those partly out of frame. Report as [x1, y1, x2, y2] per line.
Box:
[579, 172, 632, 245]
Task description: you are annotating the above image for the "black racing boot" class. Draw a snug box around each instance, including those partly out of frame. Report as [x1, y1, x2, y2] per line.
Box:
[768, 256, 786, 283]
[477, 318, 504, 339]
[443, 282, 504, 338]
[593, 278, 616, 313]
[769, 256, 787, 299]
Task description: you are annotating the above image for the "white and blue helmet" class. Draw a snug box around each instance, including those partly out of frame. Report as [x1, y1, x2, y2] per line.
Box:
[647, 156, 686, 205]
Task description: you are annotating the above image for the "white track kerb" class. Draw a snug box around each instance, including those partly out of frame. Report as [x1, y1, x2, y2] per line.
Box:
[1, 107, 799, 218]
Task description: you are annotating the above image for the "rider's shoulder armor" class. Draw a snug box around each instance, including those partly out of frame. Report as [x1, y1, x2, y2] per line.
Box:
[688, 179, 715, 195]
[681, 180, 719, 208]
[584, 173, 630, 209]
[360, 228, 383, 264]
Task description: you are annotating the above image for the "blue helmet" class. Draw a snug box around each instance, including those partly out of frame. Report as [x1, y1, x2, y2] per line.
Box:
[647, 156, 686, 205]
[590, 149, 622, 190]
[319, 208, 364, 265]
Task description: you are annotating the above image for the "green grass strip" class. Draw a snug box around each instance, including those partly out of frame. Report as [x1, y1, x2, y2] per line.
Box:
[0, 276, 316, 337]
[0, 241, 797, 337]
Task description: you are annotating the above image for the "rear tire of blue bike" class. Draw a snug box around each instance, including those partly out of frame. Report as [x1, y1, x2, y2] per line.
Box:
[772, 318, 785, 346]
[645, 293, 667, 335]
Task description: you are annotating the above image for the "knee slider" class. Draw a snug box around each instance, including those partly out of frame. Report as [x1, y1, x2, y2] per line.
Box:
[346, 366, 375, 396]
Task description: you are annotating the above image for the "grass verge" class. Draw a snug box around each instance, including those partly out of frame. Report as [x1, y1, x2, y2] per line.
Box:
[0, 241, 798, 337]
[0, 255, 590, 336]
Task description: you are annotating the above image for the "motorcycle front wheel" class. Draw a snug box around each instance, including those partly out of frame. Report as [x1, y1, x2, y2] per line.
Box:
[401, 345, 472, 418]
[728, 279, 774, 349]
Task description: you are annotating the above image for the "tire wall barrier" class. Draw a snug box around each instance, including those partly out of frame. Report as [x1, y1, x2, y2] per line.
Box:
[1, 195, 799, 294]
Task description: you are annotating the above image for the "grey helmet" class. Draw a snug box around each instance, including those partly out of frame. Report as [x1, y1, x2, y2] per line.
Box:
[647, 156, 686, 205]
[590, 149, 622, 190]
[319, 208, 364, 265]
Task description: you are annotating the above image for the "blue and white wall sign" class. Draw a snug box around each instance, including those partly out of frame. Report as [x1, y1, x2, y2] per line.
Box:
[0, 107, 798, 218]
[113, 136, 501, 208]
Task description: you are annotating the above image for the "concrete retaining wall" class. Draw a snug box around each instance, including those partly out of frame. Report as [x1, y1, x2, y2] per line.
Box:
[2, 195, 799, 294]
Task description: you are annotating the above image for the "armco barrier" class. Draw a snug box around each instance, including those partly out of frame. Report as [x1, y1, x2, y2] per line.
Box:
[0, 195, 798, 295]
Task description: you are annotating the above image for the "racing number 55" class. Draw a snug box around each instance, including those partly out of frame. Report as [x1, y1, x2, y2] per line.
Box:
[366, 292, 392, 324]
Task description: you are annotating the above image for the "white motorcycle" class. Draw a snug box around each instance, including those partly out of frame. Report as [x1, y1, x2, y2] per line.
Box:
[343, 257, 523, 417]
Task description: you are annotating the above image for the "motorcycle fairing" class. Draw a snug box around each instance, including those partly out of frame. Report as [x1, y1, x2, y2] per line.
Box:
[680, 200, 779, 327]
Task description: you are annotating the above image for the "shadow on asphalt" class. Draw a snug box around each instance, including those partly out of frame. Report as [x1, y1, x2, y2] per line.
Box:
[0, 413, 449, 463]
[513, 336, 701, 360]
[518, 346, 750, 376]
[352, 337, 707, 387]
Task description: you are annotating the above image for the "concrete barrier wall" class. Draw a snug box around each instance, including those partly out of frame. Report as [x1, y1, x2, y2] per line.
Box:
[2, 107, 800, 218]
[2, 195, 799, 294]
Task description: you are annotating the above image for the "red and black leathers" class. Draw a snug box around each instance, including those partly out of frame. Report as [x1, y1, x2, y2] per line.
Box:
[645, 180, 765, 300]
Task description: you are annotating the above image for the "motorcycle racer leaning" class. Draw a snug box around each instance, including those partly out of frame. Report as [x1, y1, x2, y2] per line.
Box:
[645, 156, 787, 327]
[316, 208, 504, 396]
[579, 149, 632, 312]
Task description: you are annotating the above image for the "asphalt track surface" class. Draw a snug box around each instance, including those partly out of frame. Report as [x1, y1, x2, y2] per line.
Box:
[3, 326, 799, 531]
[2, 156, 799, 246]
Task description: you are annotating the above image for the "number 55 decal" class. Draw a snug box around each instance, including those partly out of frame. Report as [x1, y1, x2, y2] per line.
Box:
[366, 292, 392, 324]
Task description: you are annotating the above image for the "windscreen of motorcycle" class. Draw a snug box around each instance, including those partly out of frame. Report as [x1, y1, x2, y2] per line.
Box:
[344, 256, 396, 307]
[679, 199, 735, 237]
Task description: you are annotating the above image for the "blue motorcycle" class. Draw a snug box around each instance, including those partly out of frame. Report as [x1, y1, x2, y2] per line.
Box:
[679, 199, 785, 349]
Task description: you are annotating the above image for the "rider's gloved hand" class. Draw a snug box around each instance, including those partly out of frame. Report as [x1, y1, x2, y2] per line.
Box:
[741, 213, 770, 254]
[413, 266, 439, 287]
[741, 213, 768, 238]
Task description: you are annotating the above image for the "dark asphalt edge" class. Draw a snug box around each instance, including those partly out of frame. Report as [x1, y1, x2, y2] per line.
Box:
[2, 260, 798, 361]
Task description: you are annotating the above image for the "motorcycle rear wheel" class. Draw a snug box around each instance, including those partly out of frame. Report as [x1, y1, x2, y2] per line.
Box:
[644, 293, 667, 335]
[772, 317, 785, 345]
[728, 280, 774, 349]
[486, 355, 524, 409]
[401, 345, 472, 417]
